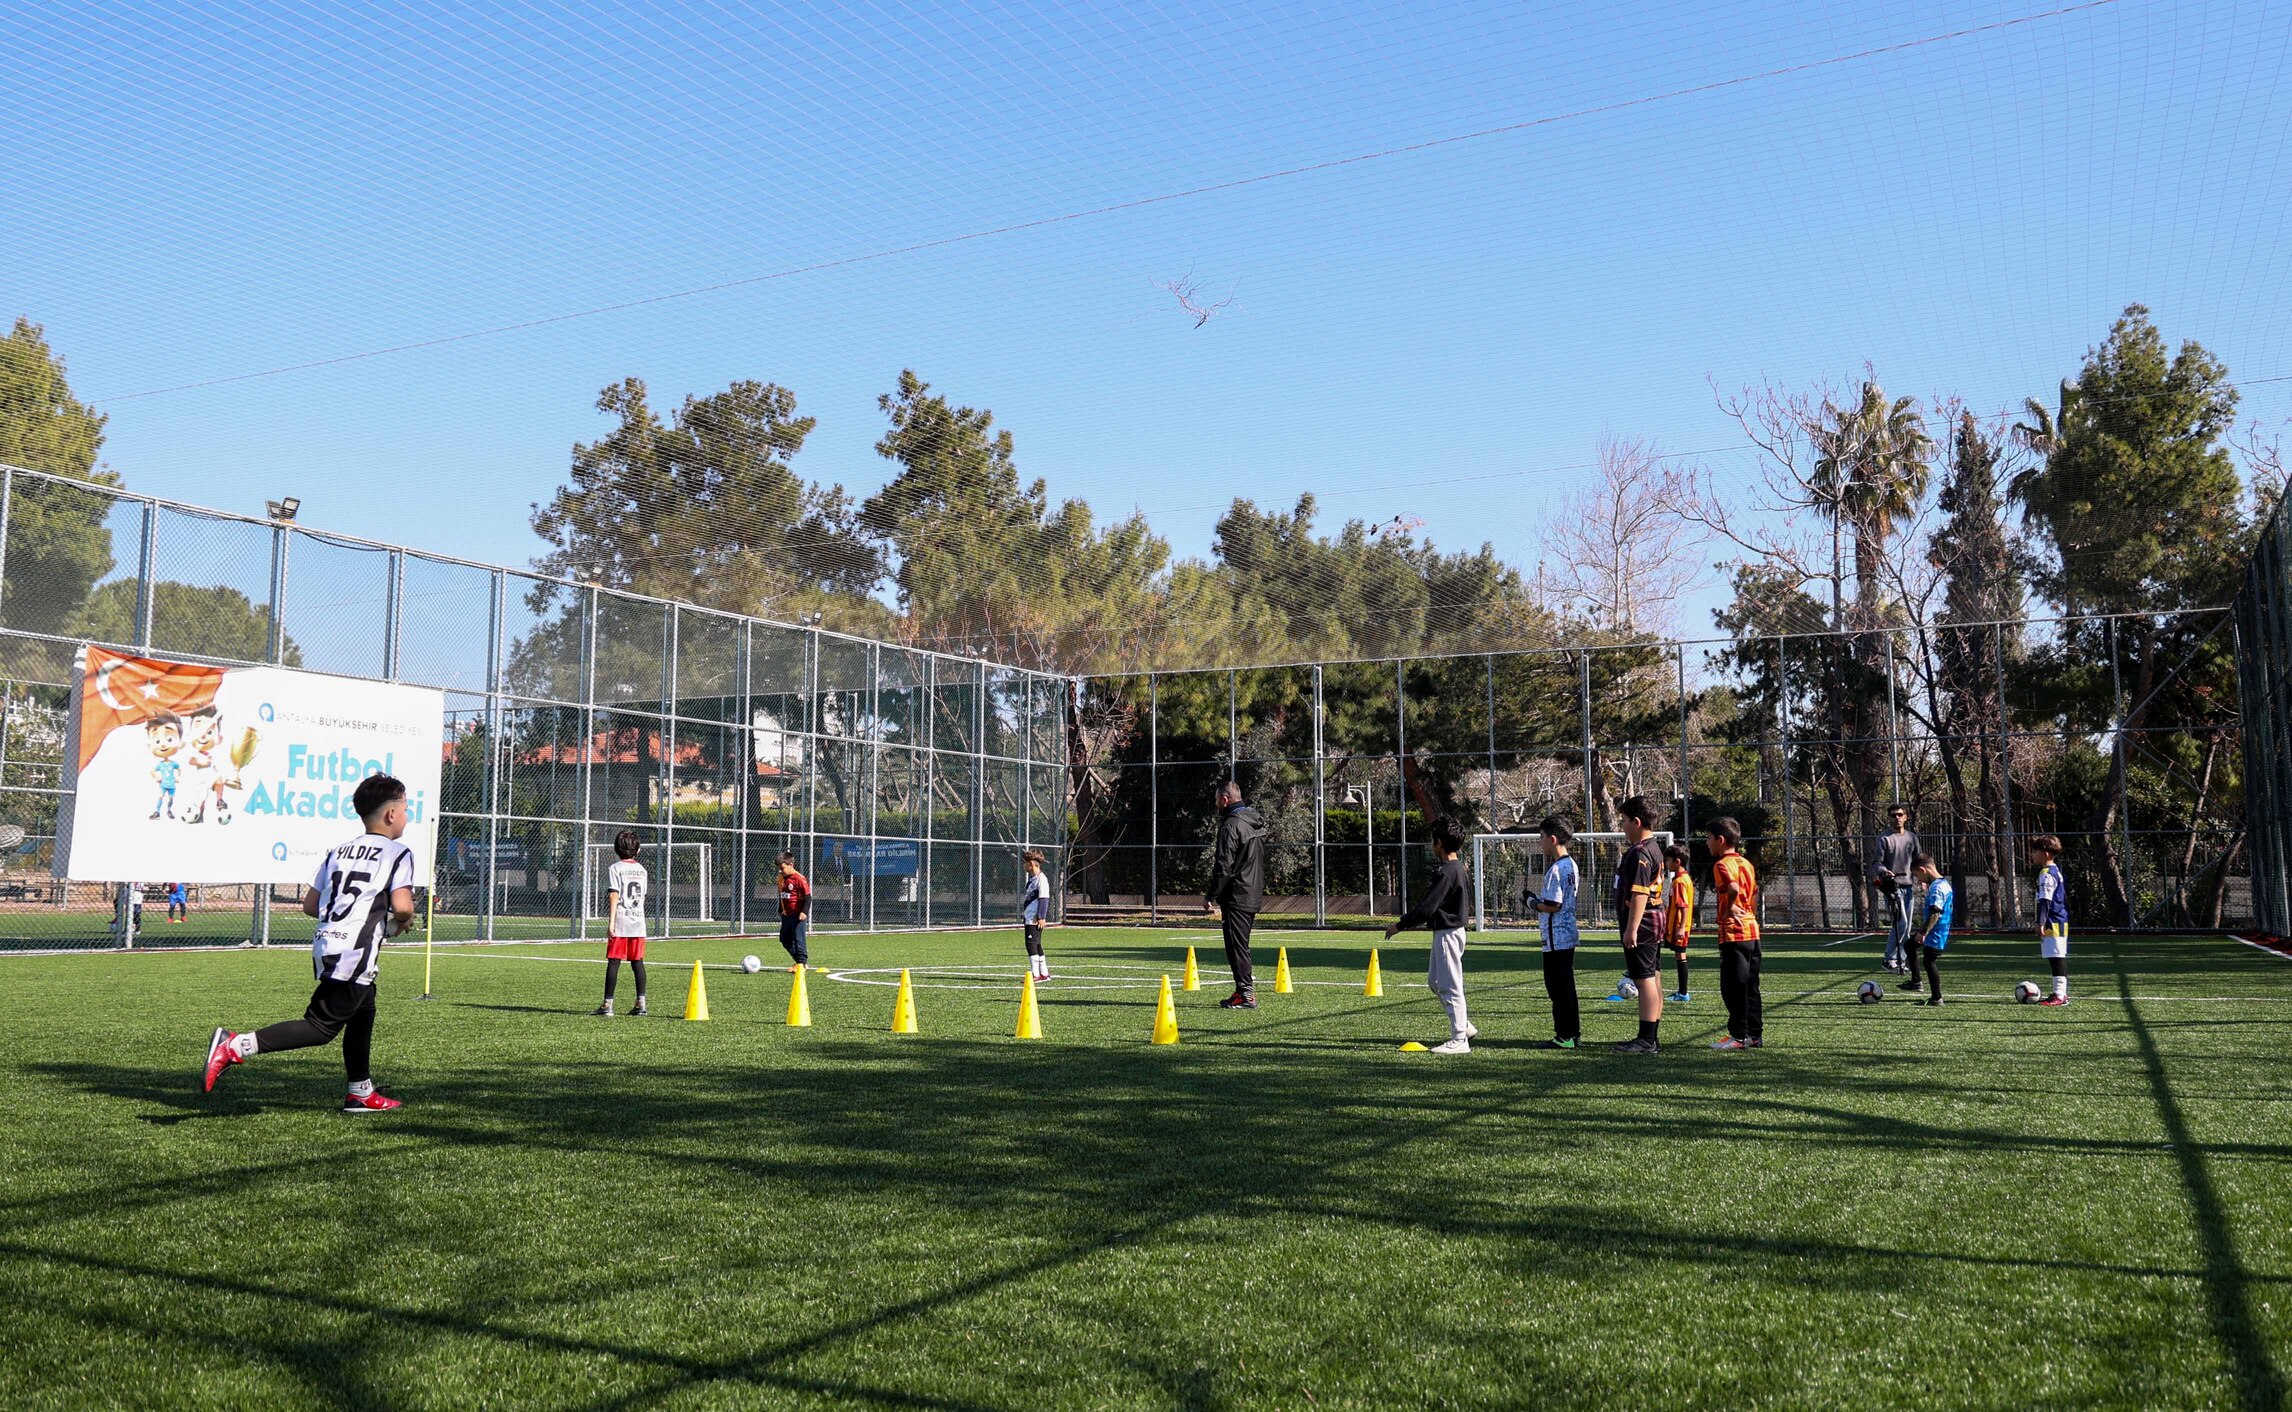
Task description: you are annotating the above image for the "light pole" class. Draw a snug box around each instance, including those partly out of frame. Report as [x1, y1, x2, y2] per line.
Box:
[1345, 781, 1374, 915]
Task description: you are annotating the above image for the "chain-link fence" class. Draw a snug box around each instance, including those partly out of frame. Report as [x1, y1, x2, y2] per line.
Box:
[1070, 611, 2250, 935]
[2236, 491, 2292, 941]
[0, 464, 1069, 951]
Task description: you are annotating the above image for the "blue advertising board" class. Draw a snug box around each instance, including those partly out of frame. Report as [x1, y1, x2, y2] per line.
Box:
[821, 837, 920, 877]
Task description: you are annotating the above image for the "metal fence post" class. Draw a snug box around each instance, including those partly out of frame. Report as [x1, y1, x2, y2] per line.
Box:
[382, 549, 404, 682]
[578, 585, 598, 943]
[2109, 616, 2135, 923]
[1993, 621, 2018, 923]
[662, 606, 678, 938]
[266, 523, 290, 665]
[134, 501, 156, 651]
[1578, 650, 1595, 832]
[1777, 635, 1795, 929]
[1396, 656, 1409, 913]
[481, 569, 503, 943]
[1148, 673, 1159, 923]
[1314, 662, 1327, 927]
[0, 465, 13, 618]
[865, 641, 879, 933]
[1677, 643, 1691, 849]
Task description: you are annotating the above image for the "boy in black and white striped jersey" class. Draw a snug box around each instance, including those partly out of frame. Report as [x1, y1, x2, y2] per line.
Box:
[202, 774, 417, 1113]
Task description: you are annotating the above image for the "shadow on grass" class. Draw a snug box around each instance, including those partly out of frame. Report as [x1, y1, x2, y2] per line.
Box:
[7, 937, 2289, 1409]
[2111, 936, 2288, 1412]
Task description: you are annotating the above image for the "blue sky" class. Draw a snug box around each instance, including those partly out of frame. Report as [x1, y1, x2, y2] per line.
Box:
[3, 0, 2288, 640]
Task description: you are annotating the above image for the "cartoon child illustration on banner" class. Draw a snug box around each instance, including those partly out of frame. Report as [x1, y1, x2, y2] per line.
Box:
[146, 711, 185, 819]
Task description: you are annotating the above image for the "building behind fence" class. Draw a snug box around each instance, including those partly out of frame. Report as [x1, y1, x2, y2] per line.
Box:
[0, 464, 1070, 951]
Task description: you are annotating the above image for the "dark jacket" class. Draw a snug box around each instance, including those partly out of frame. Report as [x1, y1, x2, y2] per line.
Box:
[1394, 858, 1470, 933]
[1207, 803, 1268, 913]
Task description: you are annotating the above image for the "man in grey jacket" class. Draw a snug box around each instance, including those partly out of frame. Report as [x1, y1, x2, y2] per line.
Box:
[1874, 804, 1920, 973]
[1204, 780, 1269, 1009]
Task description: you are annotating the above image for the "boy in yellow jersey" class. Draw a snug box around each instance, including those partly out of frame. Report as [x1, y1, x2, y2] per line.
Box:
[1662, 843, 1695, 1003]
[1707, 817, 1763, 1050]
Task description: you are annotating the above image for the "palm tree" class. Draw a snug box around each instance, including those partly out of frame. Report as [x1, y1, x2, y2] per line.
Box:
[1811, 381, 1932, 627]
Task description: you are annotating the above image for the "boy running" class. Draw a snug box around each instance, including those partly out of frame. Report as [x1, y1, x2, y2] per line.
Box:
[2030, 834, 2071, 1006]
[1707, 817, 1762, 1049]
[1020, 849, 1052, 981]
[1533, 815, 1583, 1050]
[776, 851, 812, 970]
[202, 774, 416, 1112]
[1905, 851, 1952, 1006]
[595, 830, 648, 1017]
[1663, 842, 1695, 1003]
[1385, 815, 1474, 1054]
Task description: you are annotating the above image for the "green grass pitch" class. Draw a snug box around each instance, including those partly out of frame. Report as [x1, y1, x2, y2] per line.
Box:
[4, 926, 2290, 1410]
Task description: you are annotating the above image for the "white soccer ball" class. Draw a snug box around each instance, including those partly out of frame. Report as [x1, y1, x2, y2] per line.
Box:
[1617, 977, 1639, 999]
[2015, 980, 2042, 1004]
[1857, 979, 1883, 1005]
[741, 954, 763, 974]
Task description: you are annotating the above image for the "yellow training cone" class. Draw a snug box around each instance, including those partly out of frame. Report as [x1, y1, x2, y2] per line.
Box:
[1151, 974, 1180, 1045]
[1365, 947, 1383, 997]
[1015, 973, 1044, 1040]
[1274, 947, 1293, 994]
[1182, 946, 1200, 992]
[786, 964, 812, 1027]
[683, 959, 710, 1022]
[1399, 1041, 1428, 1052]
[891, 968, 919, 1034]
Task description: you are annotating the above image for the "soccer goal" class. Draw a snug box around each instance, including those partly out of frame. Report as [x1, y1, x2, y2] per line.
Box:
[584, 841, 714, 924]
[1471, 832, 1673, 933]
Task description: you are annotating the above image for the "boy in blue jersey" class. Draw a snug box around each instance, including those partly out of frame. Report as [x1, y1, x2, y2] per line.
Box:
[1904, 851, 1952, 1007]
[2029, 834, 2071, 1006]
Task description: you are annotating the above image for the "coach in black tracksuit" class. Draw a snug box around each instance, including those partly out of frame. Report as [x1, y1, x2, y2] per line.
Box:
[1205, 781, 1269, 1009]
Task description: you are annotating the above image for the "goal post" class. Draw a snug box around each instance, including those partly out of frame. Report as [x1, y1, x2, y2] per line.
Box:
[1472, 832, 1673, 933]
[585, 841, 714, 924]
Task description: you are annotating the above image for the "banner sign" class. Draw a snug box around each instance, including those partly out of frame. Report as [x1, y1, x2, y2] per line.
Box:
[821, 837, 920, 877]
[57, 646, 442, 886]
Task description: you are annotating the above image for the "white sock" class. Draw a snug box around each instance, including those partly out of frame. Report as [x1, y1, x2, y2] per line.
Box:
[2054, 976, 2069, 998]
[232, 1033, 259, 1058]
[348, 1078, 374, 1097]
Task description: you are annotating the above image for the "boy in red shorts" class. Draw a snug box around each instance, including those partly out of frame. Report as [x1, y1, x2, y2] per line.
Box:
[595, 829, 649, 1016]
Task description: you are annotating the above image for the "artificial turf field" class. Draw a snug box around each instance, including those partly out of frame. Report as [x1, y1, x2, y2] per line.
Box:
[4, 927, 2290, 1410]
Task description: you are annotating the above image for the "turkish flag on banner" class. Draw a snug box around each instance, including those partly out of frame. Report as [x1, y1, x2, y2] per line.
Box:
[73, 646, 226, 770]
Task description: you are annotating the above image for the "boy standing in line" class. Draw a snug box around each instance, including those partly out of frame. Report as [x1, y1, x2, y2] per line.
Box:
[595, 830, 648, 1017]
[1533, 815, 1582, 1050]
[2030, 834, 2071, 1005]
[1020, 848, 1052, 981]
[1663, 843, 1695, 1003]
[1611, 796, 1668, 1055]
[1707, 818, 1762, 1050]
[1385, 815, 1474, 1054]
[776, 850, 812, 970]
[1906, 851, 1952, 1006]
[202, 774, 416, 1112]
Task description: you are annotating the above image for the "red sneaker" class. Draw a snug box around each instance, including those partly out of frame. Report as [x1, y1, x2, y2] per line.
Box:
[2038, 994, 2070, 1007]
[341, 1089, 403, 1114]
[202, 1028, 242, 1093]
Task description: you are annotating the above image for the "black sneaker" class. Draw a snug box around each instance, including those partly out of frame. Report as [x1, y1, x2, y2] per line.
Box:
[1218, 992, 1258, 1010]
[1898, 983, 1922, 994]
[592, 1002, 614, 1017]
[1922, 996, 1945, 1007]
[1745, 1036, 1764, 1048]
[1612, 1037, 1661, 1055]
[1534, 1037, 1579, 1050]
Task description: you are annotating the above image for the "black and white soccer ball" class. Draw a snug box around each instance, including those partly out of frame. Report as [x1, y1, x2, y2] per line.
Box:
[2014, 980, 2042, 1004]
[1857, 979, 1883, 1004]
[741, 954, 763, 974]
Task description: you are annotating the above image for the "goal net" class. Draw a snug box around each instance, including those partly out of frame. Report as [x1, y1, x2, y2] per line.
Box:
[1471, 832, 1673, 933]
[584, 841, 714, 923]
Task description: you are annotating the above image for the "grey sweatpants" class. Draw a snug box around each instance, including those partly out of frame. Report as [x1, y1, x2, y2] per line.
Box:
[1427, 926, 1470, 1038]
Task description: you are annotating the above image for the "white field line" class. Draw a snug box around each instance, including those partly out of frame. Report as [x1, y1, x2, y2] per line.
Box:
[2228, 932, 2292, 961]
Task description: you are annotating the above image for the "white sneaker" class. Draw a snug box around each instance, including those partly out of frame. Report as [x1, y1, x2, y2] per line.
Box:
[1462, 1024, 1480, 1039]
[1430, 1037, 1472, 1055]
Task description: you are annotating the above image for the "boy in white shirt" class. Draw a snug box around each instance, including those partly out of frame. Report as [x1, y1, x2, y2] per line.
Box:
[1533, 815, 1583, 1049]
[596, 830, 649, 1017]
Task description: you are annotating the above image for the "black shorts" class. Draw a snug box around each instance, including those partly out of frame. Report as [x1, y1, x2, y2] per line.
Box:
[302, 978, 376, 1037]
[1623, 937, 1663, 981]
